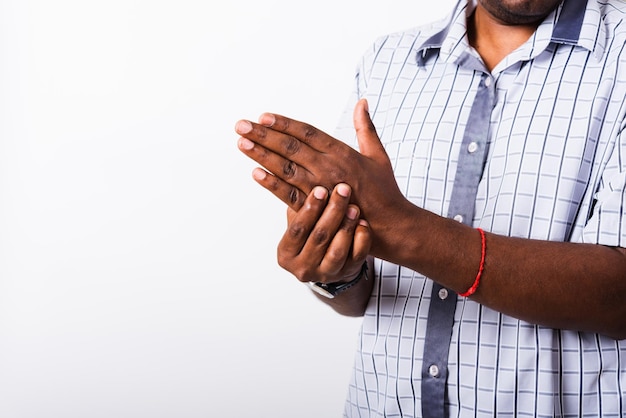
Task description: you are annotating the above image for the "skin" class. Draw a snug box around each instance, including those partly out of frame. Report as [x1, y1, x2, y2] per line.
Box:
[280, 183, 374, 316]
[469, 0, 564, 70]
[478, 0, 564, 25]
[234, 1, 626, 338]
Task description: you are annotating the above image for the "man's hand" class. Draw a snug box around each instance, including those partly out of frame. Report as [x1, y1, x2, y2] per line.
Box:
[278, 183, 371, 285]
[277, 183, 374, 316]
[235, 99, 412, 257]
[234, 100, 626, 336]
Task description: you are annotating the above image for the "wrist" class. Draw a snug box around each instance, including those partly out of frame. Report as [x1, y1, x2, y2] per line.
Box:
[307, 262, 369, 299]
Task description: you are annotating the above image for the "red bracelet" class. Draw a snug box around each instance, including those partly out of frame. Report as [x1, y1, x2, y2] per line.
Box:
[458, 228, 486, 298]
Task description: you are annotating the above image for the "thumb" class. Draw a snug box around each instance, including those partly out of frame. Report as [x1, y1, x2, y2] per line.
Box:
[353, 99, 387, 161]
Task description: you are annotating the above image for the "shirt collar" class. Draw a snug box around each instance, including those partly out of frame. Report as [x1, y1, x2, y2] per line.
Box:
[416, 0, 605, 69]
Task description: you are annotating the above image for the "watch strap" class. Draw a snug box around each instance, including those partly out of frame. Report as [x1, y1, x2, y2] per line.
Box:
[307, 262, 369, 299]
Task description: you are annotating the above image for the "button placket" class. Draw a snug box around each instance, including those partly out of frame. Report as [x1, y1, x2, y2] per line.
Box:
[422, 71, 494, 417]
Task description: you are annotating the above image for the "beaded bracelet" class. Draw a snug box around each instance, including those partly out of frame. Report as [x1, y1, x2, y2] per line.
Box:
[458, 228, 486, 298]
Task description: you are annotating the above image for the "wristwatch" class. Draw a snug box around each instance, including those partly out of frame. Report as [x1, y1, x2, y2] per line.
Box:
[306, 262, 368, 299]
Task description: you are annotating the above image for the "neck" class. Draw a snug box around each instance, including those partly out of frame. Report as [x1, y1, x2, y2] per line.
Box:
[468, 4, 541, 72]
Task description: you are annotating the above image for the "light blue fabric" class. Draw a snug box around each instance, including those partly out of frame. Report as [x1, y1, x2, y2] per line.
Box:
[334, 0, 626, 416]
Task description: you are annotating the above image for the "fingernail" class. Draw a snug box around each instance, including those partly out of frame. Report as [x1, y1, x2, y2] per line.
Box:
[346, 206, 358, 220]
[238, 137, 254, 150]
[313, 186, 327, 200]
[258, 113, 276, 127]
[235, 120, 253, 134]
[252, 168, 267, 181]
[337, 183, 351, 197]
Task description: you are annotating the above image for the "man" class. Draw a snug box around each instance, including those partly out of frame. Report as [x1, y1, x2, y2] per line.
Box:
[235, 0, 626, 416]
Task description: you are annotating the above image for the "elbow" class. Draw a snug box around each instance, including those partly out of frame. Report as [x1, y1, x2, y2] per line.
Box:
[603, 328, 626, 340]
[603, 320, 626, 340]
[596, 306, 626, 340]
[329, 300, 368, 318]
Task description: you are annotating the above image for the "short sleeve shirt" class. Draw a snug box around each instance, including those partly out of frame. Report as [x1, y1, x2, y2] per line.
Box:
[335, 1, 626, 416]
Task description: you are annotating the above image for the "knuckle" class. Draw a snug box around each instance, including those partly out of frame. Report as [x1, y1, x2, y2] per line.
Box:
[287, 220, 307, 240]
[265, 176, 280, 192]
[256, 125, 267, 140]
[340, 220, 356, 233]
[282, 160, 296, 178]
[302, 125, 317, 144]
[288, 187, 300, 205]
[255, 145, 269, 159]
[295, 271, 310, 283]
[290, 266, 310, 283]
[353, 248, 369, 262]
[326, 247, 347, 264]
[311, 228, 330, 246]
[284, 136, 300, 156]
[282, 118, 291, 131]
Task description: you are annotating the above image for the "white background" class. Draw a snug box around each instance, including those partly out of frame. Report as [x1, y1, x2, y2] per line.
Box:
[0, 1, 454, 417]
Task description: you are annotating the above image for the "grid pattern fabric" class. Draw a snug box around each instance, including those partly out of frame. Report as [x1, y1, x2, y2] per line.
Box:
[333, 1, 626, 416]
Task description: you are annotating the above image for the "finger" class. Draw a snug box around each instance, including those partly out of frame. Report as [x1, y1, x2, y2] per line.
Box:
[236, 130, 314, 193]
[236, 119, 313, 158]
[353, 99, 388, 164]
[257, 112, 338, 152]
[251, 167, 307, 210]
[351, 219, 372, 263]
[298, 183, 353, 265]
[317, 203, 362, 280]
[277, 186, 329, 260]
[236, 116, 356, 195]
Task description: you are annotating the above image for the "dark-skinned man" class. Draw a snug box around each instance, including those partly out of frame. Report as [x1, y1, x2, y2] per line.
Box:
[236, 1, 626, 416]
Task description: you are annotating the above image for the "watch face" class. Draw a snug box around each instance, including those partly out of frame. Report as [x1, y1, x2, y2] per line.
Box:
[306, 282, 336, 299]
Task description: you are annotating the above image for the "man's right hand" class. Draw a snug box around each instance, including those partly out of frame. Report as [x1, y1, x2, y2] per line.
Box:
[277, 183, 374, 316]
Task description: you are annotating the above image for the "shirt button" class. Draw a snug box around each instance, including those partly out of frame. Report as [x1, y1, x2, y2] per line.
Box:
[453, 214, 464, 223]
[484, 77, 492, 87]
[438, 288, 449, 300]
[429, 364, 440, 377]
[468, 141, 478, 153]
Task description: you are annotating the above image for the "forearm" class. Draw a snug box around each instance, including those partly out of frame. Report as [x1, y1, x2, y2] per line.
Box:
[381, 205, 626, 339]
[477, 234, 626, 339]
[235, 106, 626, 336]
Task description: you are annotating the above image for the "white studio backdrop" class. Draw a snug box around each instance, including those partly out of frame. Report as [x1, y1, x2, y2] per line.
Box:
[0, 1, 455, 417]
